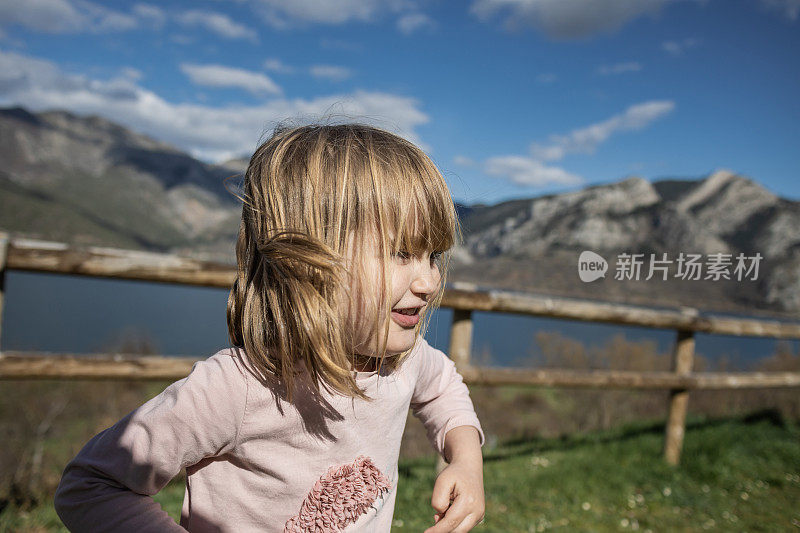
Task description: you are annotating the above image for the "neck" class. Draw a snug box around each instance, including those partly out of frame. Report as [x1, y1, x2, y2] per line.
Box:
[351, 354, 379, 372]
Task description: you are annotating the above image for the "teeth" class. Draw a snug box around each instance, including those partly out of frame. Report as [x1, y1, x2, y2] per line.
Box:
[396, 308, 417, 315]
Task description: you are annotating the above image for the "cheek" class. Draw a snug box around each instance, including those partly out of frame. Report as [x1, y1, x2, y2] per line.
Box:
[345, 276, 388, 331]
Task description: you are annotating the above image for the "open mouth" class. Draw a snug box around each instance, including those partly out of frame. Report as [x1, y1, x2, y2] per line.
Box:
[391, 307, 421, 327]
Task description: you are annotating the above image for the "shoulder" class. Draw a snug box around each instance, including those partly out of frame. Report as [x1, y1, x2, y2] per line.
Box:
[161, 347, 252, 407]
[183, 347, 250, 384]
[204, 346, 251, 377]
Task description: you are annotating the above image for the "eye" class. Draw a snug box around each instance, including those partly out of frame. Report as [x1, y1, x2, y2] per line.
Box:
[393, 250, 411, 264]
[430, 251, 443, 266]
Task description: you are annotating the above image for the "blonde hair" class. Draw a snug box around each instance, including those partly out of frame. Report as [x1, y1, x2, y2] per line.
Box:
[227, 123, 458, 402]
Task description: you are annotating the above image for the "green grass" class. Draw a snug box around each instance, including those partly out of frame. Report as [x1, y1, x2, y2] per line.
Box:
[393, 411, 800, 532]
[2, 412, 798, 532]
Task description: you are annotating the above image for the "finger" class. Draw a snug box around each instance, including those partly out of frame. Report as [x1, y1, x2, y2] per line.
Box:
[446, 511, 484, 533]
[430, 477, 455, 514]
[452, 513, 484, 533]
[424, 497, 471, 533]
[453, 513, 483, 533]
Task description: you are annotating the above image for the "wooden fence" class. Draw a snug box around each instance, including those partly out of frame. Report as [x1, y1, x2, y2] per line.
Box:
[1, 233, 799, 465]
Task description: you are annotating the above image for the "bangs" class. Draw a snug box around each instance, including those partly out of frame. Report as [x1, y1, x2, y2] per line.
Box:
[373, 142, 458, 256]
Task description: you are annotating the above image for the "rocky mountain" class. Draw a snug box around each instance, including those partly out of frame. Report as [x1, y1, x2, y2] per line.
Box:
[0, 106, 242, 257]
[453, 171, 800, 314]
[1, 106, 798, 314]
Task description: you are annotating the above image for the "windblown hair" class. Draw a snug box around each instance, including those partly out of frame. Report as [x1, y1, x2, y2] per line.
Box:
[227, 123, 458, 401]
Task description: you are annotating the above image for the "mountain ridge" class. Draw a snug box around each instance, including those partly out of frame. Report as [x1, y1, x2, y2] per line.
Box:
[1, 106, 797, 314]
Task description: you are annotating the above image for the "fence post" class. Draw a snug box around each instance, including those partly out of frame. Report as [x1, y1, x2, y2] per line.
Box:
[436, 308, 475, 474]
[448, 309, 474, 370]
[663, 328, 695, 465]
[0, 232, 8, 350]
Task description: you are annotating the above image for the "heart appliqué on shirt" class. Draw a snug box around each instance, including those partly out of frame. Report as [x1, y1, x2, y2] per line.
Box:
[283, 455, 392, 532]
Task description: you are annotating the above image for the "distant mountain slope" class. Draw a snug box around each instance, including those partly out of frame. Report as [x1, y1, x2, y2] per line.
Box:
[1, 106, 797, 314]
[454, 171, 800, 314]
[0, 106, 242, 255]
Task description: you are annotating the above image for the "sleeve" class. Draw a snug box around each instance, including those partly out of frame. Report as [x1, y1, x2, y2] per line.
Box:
[54, 351, 249, 532]
[409, 338, 485, 460]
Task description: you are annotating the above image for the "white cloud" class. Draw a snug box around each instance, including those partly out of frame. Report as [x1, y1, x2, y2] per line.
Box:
[536, 72, 558, 84]
[0, 0, 84, 33]
[530, 100, 675, 161]
[253, 0, 408, 27]
[181, 64, 282, 95]
[265, 60, 354, 82]
[760, 0, 800, 20]
[132, 3, 166, 29]
[481, 100, 674, 189]
[79, 1, 138, 31]
[484, 156, 583, 187]
[176, 10, 258, 42]
[661, 37, 698, 55]
[120, 67, 143, 81]
[263, 58, 295, 74]
[470, 0, 671, 39]
[454, 155, 475, 167]
[0, 0, 139, 33]
[397, 13, 436, 34]
[309, 65, 352, 82]
[0, 50, 430, 162]
[596, 61, 642, 75]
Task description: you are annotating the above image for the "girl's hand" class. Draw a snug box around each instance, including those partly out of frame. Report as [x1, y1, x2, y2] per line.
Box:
[424, 456, 485, 532]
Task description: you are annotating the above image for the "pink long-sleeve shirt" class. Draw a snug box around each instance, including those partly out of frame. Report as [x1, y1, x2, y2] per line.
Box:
[54, 337, 484, 532]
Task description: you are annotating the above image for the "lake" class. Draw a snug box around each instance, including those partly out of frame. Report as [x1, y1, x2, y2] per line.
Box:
[2, 271, 797, 370]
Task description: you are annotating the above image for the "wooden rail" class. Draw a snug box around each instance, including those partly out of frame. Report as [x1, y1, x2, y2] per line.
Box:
[3, 352, 799, 389]
[1, 234, 799, 465]
[5, 236, 800, 338]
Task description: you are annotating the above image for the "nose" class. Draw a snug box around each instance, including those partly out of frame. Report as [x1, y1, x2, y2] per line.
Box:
[410, 261, 440, 298]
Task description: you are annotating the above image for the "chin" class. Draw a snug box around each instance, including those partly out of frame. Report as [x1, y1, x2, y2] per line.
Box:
[385, 332, 417, 354]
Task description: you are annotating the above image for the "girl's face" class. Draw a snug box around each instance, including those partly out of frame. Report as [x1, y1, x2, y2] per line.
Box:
[346, 232, 442, 360]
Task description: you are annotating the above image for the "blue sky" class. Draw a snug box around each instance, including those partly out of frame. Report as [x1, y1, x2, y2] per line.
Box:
[0, 0, 798, 205]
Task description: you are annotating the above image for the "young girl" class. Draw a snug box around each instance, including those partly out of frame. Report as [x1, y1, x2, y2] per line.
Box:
[54, 124, 485, 533]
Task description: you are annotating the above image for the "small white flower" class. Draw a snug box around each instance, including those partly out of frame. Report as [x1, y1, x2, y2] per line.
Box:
[620, 518, 630, 527]
[740, 492, 749, 500]
[530, 456, 551, 468]
[701, 484, 710, 493]
[393, 519, 404, 527]
[582, 502, 591, 511]
[662, 487, 672, 497]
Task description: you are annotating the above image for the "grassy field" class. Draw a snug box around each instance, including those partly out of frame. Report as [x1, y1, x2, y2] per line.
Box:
[2, 411, 798, 532]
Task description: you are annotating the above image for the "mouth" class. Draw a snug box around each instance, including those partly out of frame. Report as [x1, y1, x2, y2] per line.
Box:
[391, 306, 422, 327]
